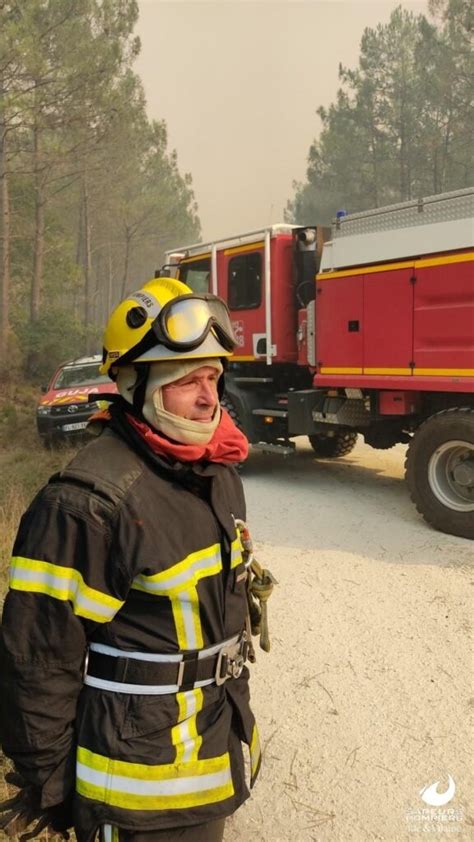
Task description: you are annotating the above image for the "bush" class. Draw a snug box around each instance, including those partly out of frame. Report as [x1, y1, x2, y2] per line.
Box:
[17, 308, 101, 381]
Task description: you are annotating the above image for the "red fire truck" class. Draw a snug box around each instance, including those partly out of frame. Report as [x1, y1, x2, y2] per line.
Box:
[164, 187, 474, 539]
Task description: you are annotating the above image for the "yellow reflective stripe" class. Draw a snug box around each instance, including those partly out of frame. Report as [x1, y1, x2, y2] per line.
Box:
[317, 251, 474, 281]
[317, 259, 414, 280]
[230, 535, 243, 569]
[9, 557, 123, 623]
[77, 745, 230, 779]
[363, 367, 413, 375]
[415, 368, 474, 377]
[223, 241, 264, 256]
[415, 251, 474, 269]
[76, 746, 234, 810]
[132, 543, 222, 597]
[102, 827, 119, 842]
[179, 252, 211, 263]
[320, 367, 363, 375]
[132, 539, 243, 648]
[250, 724, 261, 778]
[172, 689, 203, 764]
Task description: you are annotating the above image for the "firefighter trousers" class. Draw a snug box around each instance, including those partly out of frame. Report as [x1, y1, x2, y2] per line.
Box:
[100, 819, 226, 842]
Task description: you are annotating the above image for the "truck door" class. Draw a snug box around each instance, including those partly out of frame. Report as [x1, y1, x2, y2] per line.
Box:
[316, 273, 364, 373]
[363, 266, 414, 375]
[217, 244, 266, 359]
[413, 255, 474, 375]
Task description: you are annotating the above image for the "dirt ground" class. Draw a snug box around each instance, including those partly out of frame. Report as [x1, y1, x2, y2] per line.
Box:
[224, 438, 473, 842]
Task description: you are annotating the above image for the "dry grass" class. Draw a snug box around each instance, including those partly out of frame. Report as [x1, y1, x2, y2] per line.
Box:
[0, 382, 79, 839]
[0, 487, 28, 599]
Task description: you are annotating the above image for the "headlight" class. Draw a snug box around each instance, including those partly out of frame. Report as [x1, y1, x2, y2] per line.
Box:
[37, 406, 52, 416]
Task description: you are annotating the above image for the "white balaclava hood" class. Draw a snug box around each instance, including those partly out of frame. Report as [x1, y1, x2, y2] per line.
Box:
[116, 359, 223, 445]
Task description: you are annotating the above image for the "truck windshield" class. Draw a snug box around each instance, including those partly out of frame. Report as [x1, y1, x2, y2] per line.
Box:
[53, 364, 110, 388]
[179, 257, 211, 293]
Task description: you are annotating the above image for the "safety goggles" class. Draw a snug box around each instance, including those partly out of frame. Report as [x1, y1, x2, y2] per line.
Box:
[150, 294, 236, 353]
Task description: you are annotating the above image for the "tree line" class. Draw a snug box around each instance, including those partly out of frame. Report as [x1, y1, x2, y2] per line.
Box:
[286, 0, 473, 224]
[0, 0, 200, 379]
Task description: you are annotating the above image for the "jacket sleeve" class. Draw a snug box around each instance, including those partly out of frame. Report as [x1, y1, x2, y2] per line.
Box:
[0, 478, 131, 809]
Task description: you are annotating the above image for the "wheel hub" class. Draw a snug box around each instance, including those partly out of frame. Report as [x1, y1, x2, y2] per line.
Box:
[452, 461, 474, 488]
[428, 440, 474, 512]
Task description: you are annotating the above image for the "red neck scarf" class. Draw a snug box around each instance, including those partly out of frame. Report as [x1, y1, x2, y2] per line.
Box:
[126, 408, 248, 464]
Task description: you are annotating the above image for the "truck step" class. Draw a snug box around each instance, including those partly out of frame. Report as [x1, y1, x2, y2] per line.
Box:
[233, 377, 274, 384]
[252, 408, 288, 418]
[252, 441, 296, 456]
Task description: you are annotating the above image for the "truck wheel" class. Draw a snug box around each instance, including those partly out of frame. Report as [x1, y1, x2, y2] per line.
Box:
[405, 408, 474, 539]
[221, 395, 243, 430]
[308, 431, 358, 458]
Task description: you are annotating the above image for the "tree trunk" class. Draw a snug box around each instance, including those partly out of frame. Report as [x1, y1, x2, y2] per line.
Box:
[31, 119, 45, 323]
[0, 108, 11, 362]
[121, 228, 131, 299]
[82, 172, 92, 345]
[107, 244, 113, 317]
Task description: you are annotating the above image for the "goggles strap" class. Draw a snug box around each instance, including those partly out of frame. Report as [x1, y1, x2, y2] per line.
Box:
[116, 329, 158, 369]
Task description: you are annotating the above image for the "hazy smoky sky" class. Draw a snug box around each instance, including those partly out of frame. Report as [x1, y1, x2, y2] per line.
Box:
[135, 0, 428, 243]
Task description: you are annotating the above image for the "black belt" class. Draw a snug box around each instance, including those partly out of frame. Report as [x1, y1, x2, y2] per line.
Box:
[85, 633, 248, 692]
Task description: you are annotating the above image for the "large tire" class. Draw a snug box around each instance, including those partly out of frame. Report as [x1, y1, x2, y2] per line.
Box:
[308, 430, 358, 458]
[221, 395, 243, 430]
[405, 408, 474, 540]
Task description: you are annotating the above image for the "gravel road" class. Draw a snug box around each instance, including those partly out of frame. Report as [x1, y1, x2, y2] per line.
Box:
[225, 437, 473, 842]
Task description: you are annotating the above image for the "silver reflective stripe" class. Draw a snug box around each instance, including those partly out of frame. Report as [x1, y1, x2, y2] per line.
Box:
[198, 634, 239, 658]
[84, 675, 215, 695]
[89, 642, 183, 662]
[179, 595, 199, 649]
[176, 690, 201, 764]
[89, 634, 239, 663]
[77, 762, 232, 796]
[84, 634, 241, 694]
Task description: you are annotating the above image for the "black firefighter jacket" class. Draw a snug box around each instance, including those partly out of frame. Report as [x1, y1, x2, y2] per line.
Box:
[0, 414, 260, 841]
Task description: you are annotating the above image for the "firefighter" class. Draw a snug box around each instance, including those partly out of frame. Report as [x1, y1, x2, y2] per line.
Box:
[0, 277, 261, 842]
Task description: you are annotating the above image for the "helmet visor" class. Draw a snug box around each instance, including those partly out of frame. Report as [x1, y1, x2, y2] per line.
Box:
[153, 294, 236, 352]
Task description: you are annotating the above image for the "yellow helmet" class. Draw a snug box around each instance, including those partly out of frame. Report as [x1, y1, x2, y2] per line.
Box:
[101, 277, 236, 377]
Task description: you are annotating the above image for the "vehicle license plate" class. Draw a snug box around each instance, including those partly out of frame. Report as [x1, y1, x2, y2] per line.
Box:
[62, 421, 88, 432]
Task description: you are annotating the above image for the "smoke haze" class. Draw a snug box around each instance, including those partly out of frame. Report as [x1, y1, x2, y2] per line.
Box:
[136, 0, 428, 242]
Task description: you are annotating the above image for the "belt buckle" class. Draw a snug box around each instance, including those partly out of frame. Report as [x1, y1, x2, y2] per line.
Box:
[82, 648, 89, 681]
[215, 634, 248, 686]
[215, 648, 229, 686]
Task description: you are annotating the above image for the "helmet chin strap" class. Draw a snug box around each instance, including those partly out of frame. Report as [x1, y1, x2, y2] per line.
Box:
[131, 365, 150, 414]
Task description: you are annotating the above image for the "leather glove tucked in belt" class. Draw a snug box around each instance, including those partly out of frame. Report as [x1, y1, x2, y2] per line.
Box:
[0, 771, 71, 841]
